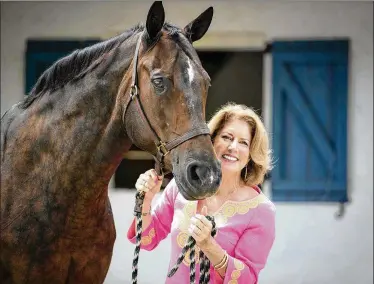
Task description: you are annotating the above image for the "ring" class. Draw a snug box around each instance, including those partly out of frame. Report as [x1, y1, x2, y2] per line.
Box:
[194, 225, 201, 234]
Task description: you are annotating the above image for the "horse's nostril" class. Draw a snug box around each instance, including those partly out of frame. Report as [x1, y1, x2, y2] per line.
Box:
[190, 165, 199, 182]
[187, 162, 210, 187]
[195, 166, 209, 183]
[184, 160, 221, 199]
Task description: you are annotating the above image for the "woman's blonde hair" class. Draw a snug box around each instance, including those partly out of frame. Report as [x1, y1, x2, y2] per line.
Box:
[208, 102, 273, 186]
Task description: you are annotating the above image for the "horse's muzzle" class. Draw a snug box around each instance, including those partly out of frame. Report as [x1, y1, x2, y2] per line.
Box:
[179, 159, 221, 200]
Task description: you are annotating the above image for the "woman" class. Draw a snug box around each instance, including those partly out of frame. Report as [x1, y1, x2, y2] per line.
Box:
[127, 103, 276, 283]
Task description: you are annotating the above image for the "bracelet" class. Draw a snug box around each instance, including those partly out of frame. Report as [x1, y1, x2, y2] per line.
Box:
[133, 203, 151, 216]
[134, 190, 152, 216]
[214, 251, 228, 270]
[215, 255, 228, 270]
[141, 209, 151, 216]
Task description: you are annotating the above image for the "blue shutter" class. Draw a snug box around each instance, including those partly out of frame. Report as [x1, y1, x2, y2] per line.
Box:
[271, 40, 349, 202]
[25, 40, 100, 94]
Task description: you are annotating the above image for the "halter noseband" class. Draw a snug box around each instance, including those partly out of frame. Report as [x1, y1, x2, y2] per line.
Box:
[123, 32, 211, 177]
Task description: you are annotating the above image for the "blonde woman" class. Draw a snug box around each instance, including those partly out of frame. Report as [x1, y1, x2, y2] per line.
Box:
[127, 103, 276, 283]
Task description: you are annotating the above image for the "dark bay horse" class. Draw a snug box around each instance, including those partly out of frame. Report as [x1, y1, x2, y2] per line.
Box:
[0, 2, 222, 283]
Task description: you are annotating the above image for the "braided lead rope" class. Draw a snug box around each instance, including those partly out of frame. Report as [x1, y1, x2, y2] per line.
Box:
[132, 191, 145, 284]
[132, 189, 217, 284]
[167, 216, 217, 284]
[167, 235, 195, 278]
[199, 252, 211, 284]
[189, 243, 196, 284]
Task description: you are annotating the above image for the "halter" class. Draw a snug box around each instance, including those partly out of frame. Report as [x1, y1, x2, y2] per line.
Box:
[122, 32, 211, 177]
[127, 33, 216, 284]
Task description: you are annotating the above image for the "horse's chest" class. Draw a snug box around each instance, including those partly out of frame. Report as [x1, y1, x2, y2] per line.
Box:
[3, 201, 115, 249]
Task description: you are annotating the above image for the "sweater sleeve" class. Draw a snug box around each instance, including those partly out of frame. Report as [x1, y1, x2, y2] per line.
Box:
[219, 202, 276, 284]
[127, 178, 179, 251]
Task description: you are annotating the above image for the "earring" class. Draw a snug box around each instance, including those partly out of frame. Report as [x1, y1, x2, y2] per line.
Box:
[244, 165, 248, 181]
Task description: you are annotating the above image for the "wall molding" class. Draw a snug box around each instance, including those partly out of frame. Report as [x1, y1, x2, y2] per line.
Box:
[103, 30, 267, 51]
[193, 31, 266, 51]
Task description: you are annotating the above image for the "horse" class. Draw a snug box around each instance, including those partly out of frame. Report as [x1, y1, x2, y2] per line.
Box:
[0, 2, 222, 283]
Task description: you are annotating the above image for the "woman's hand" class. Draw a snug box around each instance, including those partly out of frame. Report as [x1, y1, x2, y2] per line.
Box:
[188, 206, 214, 249]
[135, 169, 163, 202]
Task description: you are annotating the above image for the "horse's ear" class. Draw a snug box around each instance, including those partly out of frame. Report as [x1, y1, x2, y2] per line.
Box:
[146, 1, 165, 42]
[184, 7, 214, 43]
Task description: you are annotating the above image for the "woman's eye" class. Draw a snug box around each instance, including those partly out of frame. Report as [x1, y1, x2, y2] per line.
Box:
[240, 141, 249, 146]
[222, 135, 231, 140]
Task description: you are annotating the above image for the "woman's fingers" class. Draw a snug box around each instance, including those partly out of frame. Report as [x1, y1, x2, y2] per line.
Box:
[194, 214, 213, 230]
[192, 215, 212, 231]
[188, 214, 215, 247]
[135, 170, 162, 195]
[189, 218, 210, 236]
[135, 178, 149, 192]
[188, 224, 202, 237]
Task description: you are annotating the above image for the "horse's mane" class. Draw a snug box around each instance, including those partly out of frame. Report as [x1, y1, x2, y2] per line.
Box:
[19, 22, 195, 109]
[20, 24, 144, 109]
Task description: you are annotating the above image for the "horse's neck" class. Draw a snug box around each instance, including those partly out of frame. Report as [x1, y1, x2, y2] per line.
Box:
[51, 39, 137, 191]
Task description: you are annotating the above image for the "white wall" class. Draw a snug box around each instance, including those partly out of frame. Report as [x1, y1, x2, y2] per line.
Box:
[1, 2, 372, 284]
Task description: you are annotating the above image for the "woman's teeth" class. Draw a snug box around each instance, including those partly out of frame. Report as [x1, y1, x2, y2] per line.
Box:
[222, 154, 238, 161]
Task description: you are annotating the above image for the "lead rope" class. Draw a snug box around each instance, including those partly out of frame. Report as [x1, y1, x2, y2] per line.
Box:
[131, 189, 216, 284]
[132, 161, 162, 284]
[167, 216, 216, 284]
[132, 191, 145, 284]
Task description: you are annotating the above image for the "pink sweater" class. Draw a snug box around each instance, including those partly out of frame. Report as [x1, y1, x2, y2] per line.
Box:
[127, 179, 276, 283]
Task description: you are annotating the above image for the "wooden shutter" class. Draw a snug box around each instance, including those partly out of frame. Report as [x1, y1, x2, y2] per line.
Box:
[25, 40, 100, 94]
[271, 40, 349, 202]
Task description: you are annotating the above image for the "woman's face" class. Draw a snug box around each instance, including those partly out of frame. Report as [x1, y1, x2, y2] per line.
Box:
[213, 118, 252, 176]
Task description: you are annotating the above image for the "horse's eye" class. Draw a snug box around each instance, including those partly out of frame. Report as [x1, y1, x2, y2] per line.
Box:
[152, 78, 163, 87]
[151, 77, 167, 95]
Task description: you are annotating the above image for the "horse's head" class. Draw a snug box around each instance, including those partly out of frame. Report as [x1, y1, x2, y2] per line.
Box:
[122, 2, 221, 200]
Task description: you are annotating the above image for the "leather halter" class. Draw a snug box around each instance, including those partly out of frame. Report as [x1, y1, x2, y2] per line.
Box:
[122, 32, 211, 176]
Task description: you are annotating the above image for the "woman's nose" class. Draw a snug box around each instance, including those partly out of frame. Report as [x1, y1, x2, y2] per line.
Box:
[228, 139, 238, 150]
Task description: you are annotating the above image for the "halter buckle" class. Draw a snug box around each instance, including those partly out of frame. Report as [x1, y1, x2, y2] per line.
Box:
[157, 141, 169, 156]
[130, 85, 138, 100]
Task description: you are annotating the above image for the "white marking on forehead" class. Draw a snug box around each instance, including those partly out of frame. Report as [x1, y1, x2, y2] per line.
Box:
[187, 58, 195, 84]
[209, 174, 214, 185]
